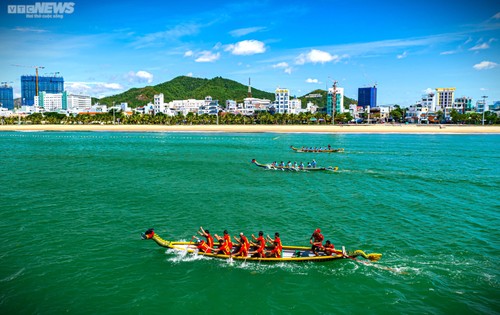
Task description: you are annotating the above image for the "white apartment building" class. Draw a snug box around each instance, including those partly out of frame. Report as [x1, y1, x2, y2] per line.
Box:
[435, 87, 455, 117]
[66, 94, 92, 112]
[289, 97, 302, 114]
[152, 93, 175, 116]
[274, 88, 290, 114]
[242, 97, 272, 116]
[35, 91, 63, 112]
[35, 91, 92, 112]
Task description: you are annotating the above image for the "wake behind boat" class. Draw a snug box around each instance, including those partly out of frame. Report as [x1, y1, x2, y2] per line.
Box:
[251, 159, 338, 172]
[141, 229, 381, 263]
[291, 145, 344, 153]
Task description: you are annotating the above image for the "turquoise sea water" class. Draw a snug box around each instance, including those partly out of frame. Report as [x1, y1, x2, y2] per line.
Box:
[0, 131, 498, 315]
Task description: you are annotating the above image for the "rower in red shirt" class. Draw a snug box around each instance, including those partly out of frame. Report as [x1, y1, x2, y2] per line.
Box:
[198, 226, 214, 249]
[250, 231, 266, 258]
[310, 228, 324, 256]
[192, 237, 211, 253]
[266, 232, 283, 258]
[232, 232, 250, 257]
[211, 238, 231, 255]
[322, 240, 342, 256]
[215, 229, 233, 251]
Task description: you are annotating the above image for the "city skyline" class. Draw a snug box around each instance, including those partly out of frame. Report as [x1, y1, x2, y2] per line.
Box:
[1, 0, 499, 106]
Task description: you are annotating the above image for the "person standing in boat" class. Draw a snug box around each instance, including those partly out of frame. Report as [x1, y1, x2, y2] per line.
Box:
[250, 231, 266, 258]
[198, 227, 214, 249]
[232, 232, 250, 257]
[266, 232, 283, 258]
[310, 228, 324, 256]
[299, 162, 304, 170]
[327, 144, 331, 150]
[311, 159, 317, 168]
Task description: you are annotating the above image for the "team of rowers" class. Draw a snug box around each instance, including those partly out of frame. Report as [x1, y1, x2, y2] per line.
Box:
[298, 145, 334, 152]
[269, 160, 318, 169]
[191, 227, 343, 258]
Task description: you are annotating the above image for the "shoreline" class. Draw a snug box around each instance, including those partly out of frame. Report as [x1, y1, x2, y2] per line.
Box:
[0, 124, 499, 134]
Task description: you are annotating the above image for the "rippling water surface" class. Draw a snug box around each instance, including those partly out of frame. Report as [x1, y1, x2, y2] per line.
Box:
[0, 131, 498, 314]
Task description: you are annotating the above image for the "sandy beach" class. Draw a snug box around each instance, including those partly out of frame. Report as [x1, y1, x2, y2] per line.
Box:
[0, 124, 499, 134]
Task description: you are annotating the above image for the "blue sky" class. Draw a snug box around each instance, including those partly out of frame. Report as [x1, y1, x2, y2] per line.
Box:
[1, 0, 499, 106]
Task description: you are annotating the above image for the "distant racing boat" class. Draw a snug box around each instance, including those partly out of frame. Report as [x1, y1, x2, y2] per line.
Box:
[251, 159, 338, 172]
[290, 146, 344, 153]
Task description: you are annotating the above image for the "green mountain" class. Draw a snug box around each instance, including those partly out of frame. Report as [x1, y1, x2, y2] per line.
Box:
[97, 75, 357, 109]
[98, 76, 275, 108]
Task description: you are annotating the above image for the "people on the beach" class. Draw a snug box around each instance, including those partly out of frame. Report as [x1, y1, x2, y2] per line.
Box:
[310, 228, 324, 256]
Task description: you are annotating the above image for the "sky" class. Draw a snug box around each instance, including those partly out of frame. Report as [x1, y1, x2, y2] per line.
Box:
[1, 0, 499, 106]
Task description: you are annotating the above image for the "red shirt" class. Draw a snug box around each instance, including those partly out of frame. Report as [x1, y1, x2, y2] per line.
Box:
[206, 234, 214, 248]
[217, 242, 231, 255]
[196, 240, 211, 253]
[312, 233, 324, 245]
[256, 236, 265, 252]
[270, 237, 282, 257]
[224, 234, 233, 249]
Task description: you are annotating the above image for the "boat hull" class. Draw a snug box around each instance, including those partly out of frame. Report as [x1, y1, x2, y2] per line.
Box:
[291, 146, 344, 153]
[141, 230, 382, 263]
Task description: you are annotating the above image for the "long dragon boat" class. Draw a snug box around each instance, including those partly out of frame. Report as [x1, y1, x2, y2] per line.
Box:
[141, 229, 381, 263]
[251, 159, 338, 172]
[291, 146, 345, 153]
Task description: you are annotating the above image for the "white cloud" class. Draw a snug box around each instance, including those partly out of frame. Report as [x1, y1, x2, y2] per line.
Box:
[13, 27, 47, 33]
[423, 88, 434, 94]
[480, 87, 488, 91]
[397, 51, 408, 59]
[229, 27, 266, 37]
[493, 12, 500, 19]
[473, 61, 498, 70]
[470, 42, 490, 50]
[126, 70, 153, 83]
[440, 50, 457, 55]
[195, 51, 220, 62]
[225, 40, 266, 55]
[306, 78, 319, 83]
[184, 50, 194, 57]
[295, 49, 340, 65]
[272, 62, 292, 74]
[186, 72, 193, 77]
[65, 81, 124, 97]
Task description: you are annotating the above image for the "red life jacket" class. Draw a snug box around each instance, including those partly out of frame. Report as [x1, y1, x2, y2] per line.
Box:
[197, 240, 211, 253]
[206, 234, 214, 248]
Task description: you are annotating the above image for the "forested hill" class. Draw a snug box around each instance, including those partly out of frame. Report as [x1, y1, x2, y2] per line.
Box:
[97, 75, 357, 109]
[98, 76, 275, 108]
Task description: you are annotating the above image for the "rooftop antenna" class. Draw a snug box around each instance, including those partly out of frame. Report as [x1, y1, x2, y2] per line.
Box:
[247, 77, 252, 98]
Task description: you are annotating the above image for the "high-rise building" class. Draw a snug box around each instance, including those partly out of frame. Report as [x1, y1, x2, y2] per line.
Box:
[327, 86, 344, 116]
[358, 86, 377, 109]
[0, 83, 14, 110]
[21, 74, 64, 105]
[274, 88, 290, 114]
[435, 87, 455, 115]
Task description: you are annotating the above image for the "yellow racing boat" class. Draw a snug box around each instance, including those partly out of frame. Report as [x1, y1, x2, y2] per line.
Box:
[141, 229, 381, 263]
